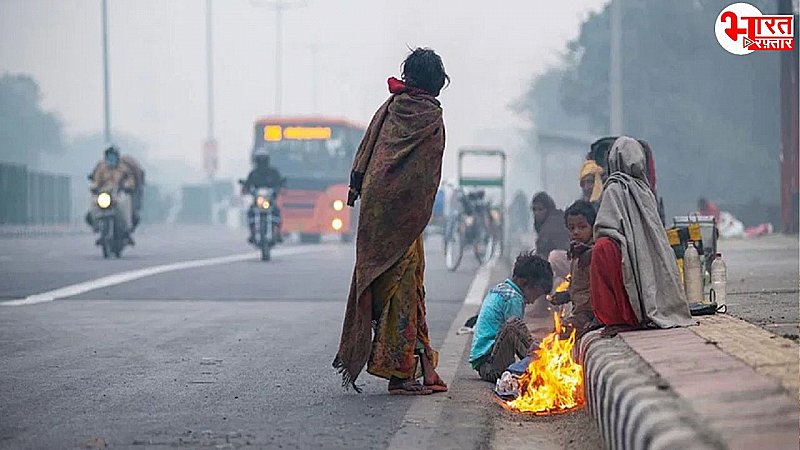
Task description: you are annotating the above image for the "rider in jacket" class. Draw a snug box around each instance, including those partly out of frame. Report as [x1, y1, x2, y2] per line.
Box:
[242, 150, 284, 244]
[88, 145, 137, 244]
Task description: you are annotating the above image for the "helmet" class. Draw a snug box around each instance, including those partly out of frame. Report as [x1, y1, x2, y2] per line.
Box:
[104, 144, 120, 168]
[104, 144, 119, 156]
[253, 147, 270, 167]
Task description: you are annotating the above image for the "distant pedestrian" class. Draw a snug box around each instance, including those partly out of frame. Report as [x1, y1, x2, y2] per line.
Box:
[591, 137, 694, 330]
[333, 48, 449, 395]
[508, 191, 530, 233]
[697, 197, 721, 222]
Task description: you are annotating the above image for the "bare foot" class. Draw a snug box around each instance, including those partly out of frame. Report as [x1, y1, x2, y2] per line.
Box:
[419, 353, 448, 392]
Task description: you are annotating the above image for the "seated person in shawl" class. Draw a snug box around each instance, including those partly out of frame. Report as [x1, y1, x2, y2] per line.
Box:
[531, 191, 570, 261]
[333, 48, 450, 395]
[590, 137, 694, 331]
[549, 200, 598, 336]
[530, 191, 569, 316]
[469, 252, 553, 383]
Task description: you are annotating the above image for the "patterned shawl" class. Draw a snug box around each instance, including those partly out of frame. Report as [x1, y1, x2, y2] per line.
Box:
[333, 79, 446, 390]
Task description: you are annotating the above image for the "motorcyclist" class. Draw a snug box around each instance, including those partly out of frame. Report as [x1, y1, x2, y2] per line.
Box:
[242, 150, 284, 244]
[88, 145, 136, 245]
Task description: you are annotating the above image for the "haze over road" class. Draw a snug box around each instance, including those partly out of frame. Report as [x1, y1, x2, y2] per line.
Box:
[0, 226, 480, 449]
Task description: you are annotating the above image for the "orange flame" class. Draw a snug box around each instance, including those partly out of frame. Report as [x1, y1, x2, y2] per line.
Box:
[505, 312, 584, 414]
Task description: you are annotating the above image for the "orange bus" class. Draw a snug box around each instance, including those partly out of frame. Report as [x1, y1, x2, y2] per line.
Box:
[251, 117, 365, 242]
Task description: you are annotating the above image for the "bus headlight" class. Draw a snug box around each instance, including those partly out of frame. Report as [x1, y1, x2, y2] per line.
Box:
[97, 192, 112, 209]
[331, 218, 343, 231]
[332, 200, 344, 211]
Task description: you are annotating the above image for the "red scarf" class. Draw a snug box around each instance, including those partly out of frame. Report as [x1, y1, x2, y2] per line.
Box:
[387, 77, 432, 96]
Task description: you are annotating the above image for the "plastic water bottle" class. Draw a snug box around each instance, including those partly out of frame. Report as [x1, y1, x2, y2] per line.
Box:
[683, 241, 704, 304]
[710, 253, 727, 311]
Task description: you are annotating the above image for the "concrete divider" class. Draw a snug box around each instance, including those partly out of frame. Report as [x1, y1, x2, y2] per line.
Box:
[0, 162, 72, 226]
[578, 331, 727, 450]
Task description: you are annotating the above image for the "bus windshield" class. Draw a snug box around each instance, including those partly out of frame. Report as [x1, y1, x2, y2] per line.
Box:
[267, 138, 350, 180]
[253, 122, 363, 182]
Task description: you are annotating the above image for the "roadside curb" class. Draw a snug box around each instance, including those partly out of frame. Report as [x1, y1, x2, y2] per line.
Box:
[580, 320, 799, 450]
[578, 331, 727, 450]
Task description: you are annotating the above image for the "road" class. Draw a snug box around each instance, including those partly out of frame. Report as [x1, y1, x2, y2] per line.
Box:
[0, 225, 485, 449]
[7, 225, 790, 449]
[719, 234, 799, 341]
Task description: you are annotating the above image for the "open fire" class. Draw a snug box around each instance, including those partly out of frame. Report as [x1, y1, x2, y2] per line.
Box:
[504, 313, 585, 414]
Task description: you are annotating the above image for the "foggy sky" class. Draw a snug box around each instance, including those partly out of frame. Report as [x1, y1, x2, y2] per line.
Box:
[0, 0, 607, 183]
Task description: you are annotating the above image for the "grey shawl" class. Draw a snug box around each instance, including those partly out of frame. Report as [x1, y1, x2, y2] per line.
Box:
[594, 137, 694, 328]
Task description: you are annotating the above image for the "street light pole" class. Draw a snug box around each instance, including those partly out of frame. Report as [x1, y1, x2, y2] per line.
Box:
[275, 1, 283, 115]
[206, 0, 215, 140]
[101, 0, 111, 143]
[252, 0, 306, 115]
[203, 0, 218, 182]
[309, 43, 318, 113]
[609, 0, 623, 135]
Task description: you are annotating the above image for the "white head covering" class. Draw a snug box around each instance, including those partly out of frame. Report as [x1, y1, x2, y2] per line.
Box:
[594, 137, 694, 328]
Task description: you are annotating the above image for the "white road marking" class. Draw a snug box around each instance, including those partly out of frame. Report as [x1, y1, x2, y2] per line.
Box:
[387, 257, 497, 450]
[0, 245, 328, 306]
[464, 258, 494, 305]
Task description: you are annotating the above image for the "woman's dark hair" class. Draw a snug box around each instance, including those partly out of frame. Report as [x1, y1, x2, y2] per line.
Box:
[564, 200, 597, 227]
[512, 251, 553, 293]
[401, 47, 449, 96]
[530, 191, 556, 212]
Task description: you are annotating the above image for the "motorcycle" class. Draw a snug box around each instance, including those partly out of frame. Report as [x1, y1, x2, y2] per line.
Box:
[444, 190, 498, 271]
[91, 188, 130, 259]
[240, 181, 282, 261]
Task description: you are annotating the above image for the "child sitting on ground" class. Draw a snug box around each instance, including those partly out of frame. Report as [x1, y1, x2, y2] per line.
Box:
[469, 252, 553, 382]
[549, 200, 597, 336]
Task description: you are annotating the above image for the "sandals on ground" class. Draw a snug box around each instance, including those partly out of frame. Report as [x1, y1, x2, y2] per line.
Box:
[388, 379, 433, 395]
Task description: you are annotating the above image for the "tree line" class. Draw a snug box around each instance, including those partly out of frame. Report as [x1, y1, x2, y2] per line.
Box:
[516, 0, 785, 216]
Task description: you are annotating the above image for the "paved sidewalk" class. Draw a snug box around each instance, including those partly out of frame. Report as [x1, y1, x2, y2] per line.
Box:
[580, 312, 799, 450]
[621, 322, 798, 449]
[691, 314, 799, 399]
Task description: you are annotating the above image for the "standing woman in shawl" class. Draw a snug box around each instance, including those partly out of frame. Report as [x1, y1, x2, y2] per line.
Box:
[590, 137, 694, 330]
[333, 48, 449, 395]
